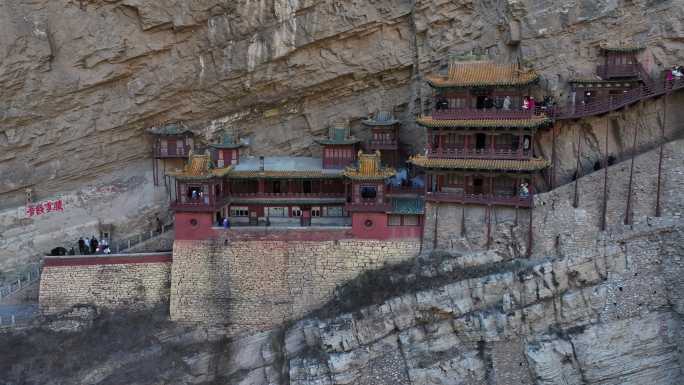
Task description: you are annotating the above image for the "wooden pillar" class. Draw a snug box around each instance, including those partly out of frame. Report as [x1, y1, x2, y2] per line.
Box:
[601, 117, 609, 231]
[258, 179, 265, 194]
[460, 206, 466, 236]
[433, 204, 440, 250]
[485, 205, 492, 250]
[573, 126, 582, 208]
[526, 205, 533, 258]
[655, 92, 667, 217]
[624, 117, 639, 225]
[551, 124, 556, 189]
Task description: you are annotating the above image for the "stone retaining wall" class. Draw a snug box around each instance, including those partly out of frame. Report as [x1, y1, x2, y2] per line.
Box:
[170, 237, 421, 333]
[39, 253, 172, 314]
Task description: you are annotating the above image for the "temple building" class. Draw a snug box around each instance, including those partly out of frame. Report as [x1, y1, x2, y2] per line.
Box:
[409, 59, 552, 208]
[344, 151, 423, 239]
[167, 151, 232, 239]
[361, 111, 401, 167]
[568, 44, 646, 109]
[314, 122, 360, 169]
[208, 130, 246, 168]
[148, 122, 195, 186]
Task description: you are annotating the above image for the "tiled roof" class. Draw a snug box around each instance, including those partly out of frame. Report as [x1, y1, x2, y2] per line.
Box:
[147, 122, 191, 136]
[408, 155, 550, 171]
[228, 171, 343, 179]
[362, 111, 399, 126]
[416, 116, 552, 129]
[167, 153, 232, 180]
[343, 151, 396, 180]
[390, 198, 425, 214]
[427, 61, 539, 88]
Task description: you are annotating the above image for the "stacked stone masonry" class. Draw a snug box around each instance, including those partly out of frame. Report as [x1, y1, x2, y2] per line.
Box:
[39, 257, 171, 315]
[170, 239, 420, 332]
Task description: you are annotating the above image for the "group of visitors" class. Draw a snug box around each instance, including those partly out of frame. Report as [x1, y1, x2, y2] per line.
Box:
[216, 217, 231, 229]
[77, 236, 111, 255]
[434, 95, 553, 113]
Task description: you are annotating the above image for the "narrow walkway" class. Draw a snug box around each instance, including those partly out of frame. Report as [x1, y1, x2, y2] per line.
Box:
[551, 77, 683, 120]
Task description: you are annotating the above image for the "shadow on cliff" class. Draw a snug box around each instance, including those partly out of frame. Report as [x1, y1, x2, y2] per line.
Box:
[0, 305, 223, 385]
[309, 250, 535, 320]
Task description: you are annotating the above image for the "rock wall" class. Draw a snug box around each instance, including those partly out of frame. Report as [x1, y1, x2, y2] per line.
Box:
[39, 253, 172, 314]
[221, 219, 684, 385]
[170, 237, 420, 333]
[2, 0, 684, 275]
[0, 160, 171, 276]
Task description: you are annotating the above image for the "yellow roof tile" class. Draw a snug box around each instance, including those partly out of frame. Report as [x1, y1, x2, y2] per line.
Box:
[343, 151, 396, 180]
[408, 155, 550, 171]
[167, 153, 232, 180]
[427, 61, 539, 88]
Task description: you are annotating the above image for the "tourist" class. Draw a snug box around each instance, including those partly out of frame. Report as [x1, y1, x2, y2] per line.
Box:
[665, 68, 673, 85]
[90, 236, 98, 254]
[191, 189, 198, 200]
[100, 237, 108, 249]
[223, 217, 230, 229]
[78, 237, 85, 254]
[104, 246, 111, 255]
[68, 247, 76, 256]
[519, 183, 529, 198]
[502, 96, 511, 110]
[522, 96, 530, 110]
[84, 237, 91, 254]
[529, 96, 536, 113]
[156, 216, 162, 233]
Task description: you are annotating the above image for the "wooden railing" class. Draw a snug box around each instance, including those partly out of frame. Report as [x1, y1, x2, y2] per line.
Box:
[370, 139, 398, 149]
[427, 148, 532, 159]
[230, 192, 345, 199]
[345, 201, 392, 212]
[386, 186, 425, 195]
[596, 64, 639, 79]
[432, 108, 535, 120]
[156, 145, 191, 158]
[551, 77, 684, 120]
[426, 192, 533, 207]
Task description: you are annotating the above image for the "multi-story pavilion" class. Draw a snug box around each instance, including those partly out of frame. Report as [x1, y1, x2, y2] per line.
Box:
[148, 122, 195, 186]
[362, 111, 401, 167]
[409, 59, 551, 208]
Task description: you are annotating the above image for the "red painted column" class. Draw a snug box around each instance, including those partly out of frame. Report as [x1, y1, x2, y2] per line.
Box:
[258, 179, 265, 194]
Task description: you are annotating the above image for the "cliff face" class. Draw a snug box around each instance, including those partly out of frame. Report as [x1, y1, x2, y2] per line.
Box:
[2, 0, 684, 203]
[1, 0, 684, 271]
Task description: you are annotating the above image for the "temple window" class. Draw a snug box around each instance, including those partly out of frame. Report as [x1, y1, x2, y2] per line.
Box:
[230, 206, 249, 217]
[360, 186, 377, 200]
[311, 207, 321, 217]
[324, 206, 343, 217]
[292, 206, 303, 217]
[267, 207, 287, 217]
[187, 186, 203, 201]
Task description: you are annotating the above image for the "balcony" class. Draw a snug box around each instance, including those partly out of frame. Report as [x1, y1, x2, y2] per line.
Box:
[345, 201, 392, 212]
[369, 139, 399, 150]
[597, 64, 639, 79]
[431, 108, 535, 120]
[171, 196, 229, 212]
[426, 192, 532, 208]
[386, 186, 425, 196]
[155, 145, 191, 158]
[427, 147, 532, 159]
[229, 192, 347, 203]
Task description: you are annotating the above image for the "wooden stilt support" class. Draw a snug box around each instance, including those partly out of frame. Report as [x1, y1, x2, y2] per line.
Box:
[526, 204, 534, 258]
[551, 124, 557, 189]
[432, 204, 439, 250]
[460, 206, 466, 237]
[486, 205, 492, 250]
[163, 159, 167, 187]
[600, 117, 610, 231]
[515, 206, 519, 226]
[152, 157, 158, 186]
[573, 126, 582, 208]
[624, 117, 640, 225]
[655, 92, 667, 217]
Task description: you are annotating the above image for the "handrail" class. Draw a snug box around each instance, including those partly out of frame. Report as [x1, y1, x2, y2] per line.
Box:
[426, 192, 533, 207]
[432, 108, 535, 120]
[427, 148, 532, 159]
[0, 264, 41, 303]
[230, 192, 345, 198]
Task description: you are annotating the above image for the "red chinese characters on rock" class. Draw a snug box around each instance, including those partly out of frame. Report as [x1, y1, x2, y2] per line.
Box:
[25, 199, 65, 218]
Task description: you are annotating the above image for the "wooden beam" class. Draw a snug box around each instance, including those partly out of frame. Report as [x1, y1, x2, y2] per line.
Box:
[526, 205, 533, 258]
[655, 92, 667, 217]
[624, 115, 640, 225]
[600, 117, 609, 231]
[573, 126, 582, 208]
